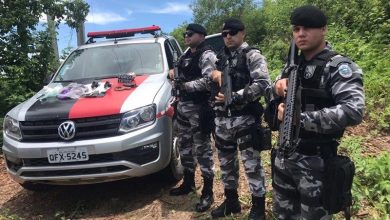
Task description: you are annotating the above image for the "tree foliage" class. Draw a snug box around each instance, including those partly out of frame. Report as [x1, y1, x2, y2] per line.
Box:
[259, 0, 390, 132]
[309, 0, 390, 44]
[261, 0, 303, 40]
[169, 22, 188, 49]
[171, 0, 390, 132]
[191, 0, 256, 33]
[0, 0, 89, 116]
[171, 0, 265, 46]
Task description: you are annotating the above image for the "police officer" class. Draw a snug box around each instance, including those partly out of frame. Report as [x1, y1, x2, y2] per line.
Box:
[272, 5, 365, 219]
[210, 18, 272, 219]
[168, 23, 217, 212]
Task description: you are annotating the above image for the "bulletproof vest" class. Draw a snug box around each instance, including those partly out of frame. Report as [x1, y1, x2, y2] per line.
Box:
[216, 46, 263, 118]
[217, 46, 257, 92]
[177, 42, 213, 103]
[298, 49, 345, 139]
[178, 41, 212, 82]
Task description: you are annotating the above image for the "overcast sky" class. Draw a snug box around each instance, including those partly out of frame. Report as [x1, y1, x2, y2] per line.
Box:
[54, 0, 193, 53]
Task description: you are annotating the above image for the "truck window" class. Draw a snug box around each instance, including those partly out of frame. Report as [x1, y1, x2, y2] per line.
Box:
[55, 43, 163, 81]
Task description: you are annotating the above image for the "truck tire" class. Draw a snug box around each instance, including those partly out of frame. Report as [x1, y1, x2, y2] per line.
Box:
[160, 136, 183, 183]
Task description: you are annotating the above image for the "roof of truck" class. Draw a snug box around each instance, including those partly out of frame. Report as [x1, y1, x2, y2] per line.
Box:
[79, 25, 173, 49]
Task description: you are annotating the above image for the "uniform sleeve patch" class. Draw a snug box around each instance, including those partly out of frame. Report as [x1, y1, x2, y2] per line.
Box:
[260, 63, 268, 73]
[338, 64, 353, 78]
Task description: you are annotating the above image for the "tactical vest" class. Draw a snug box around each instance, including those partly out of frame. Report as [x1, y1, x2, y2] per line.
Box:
[178, 42, 212, 102]
[217, 46, 256, 91]
[217, 46, 263, 118]
[179, 42, 212, 81]
[298, 49, 347, 140]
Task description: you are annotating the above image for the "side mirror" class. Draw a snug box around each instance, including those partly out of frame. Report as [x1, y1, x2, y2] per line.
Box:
[43, 72, 55, 85]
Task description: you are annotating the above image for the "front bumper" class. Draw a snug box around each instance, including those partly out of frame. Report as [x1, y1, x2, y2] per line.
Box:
[2, 116, 173, 185]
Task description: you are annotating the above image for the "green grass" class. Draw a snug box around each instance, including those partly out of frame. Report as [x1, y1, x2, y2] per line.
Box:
[340, 136, 390, 219]
[0, 209, 24, 220]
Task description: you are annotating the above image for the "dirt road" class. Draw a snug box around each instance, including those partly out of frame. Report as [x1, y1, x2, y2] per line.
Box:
[0, 150, 273, 220]
[1, 123, 388, 219]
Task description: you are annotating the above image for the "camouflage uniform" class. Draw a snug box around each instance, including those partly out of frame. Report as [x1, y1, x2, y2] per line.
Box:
[272, 46, 365, 220]
[214, 42, 272, 197]
[176, 47, 217, 179]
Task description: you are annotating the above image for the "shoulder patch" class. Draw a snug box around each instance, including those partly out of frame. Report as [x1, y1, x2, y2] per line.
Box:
[338, 64, 353, 78]
[260, 63, 268, 73]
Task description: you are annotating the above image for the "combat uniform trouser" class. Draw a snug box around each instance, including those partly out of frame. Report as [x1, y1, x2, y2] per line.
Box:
[214, 115, 266, 197]
[272, 148, 333, 220]
[175, 101, 214, 179]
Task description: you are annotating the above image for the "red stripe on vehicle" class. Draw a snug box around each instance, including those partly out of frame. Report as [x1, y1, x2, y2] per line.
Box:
[156, 105, 175, 118]
[69, 76, 148, 119]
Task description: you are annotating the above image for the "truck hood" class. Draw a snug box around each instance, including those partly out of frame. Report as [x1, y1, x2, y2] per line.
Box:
[9, 74, 166, 121]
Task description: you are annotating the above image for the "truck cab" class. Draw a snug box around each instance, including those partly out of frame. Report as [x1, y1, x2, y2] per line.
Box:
[2, 26, 184, 190]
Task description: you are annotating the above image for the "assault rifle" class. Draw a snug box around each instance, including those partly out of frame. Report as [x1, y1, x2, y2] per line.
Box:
[171, 50, 182, 97]
[278, 39, 301, 162]
[221, 57, 234, 116]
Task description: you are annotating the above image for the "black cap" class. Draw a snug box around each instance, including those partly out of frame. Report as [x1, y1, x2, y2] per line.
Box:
[222, 18, 245, 31]
[186, 23, 207, 36]
[290, 5, 327, 28]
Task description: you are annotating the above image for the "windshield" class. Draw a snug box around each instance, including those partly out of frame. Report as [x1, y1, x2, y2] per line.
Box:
[204, 34, 224, 53]
[54, 43, 164, 81]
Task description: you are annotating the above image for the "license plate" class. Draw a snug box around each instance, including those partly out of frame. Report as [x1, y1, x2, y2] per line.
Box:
[47, 147, 89, 163]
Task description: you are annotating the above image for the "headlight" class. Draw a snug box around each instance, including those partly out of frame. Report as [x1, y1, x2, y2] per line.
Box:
[3, 116, 22, 141]
[119, 104, 156, 133]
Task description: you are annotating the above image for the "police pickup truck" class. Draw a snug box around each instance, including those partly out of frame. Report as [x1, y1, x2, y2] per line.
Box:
[2, 26, 185, 190]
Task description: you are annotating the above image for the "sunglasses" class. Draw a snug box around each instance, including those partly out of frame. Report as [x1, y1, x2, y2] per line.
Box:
[183, 31, 195, 38]
[222, 29, 239, 37]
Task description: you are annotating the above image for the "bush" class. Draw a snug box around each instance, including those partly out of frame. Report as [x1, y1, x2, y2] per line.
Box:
[260, 38, 289, 80]
[263, 24, 390, 132]
[340, 137, 390, 218]
[327, 25, 390, 131]
[354, 153, 390, 218]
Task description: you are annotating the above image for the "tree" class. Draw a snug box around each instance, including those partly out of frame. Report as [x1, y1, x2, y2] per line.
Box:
[309, 0, 390, 44]
[0, 0, 89, 116]
[60, 46, 75, 60]
[170, 22, 188, 49]
[261, 0, 309, 40]
[190, 0, 265, 45]
[191, 0, 254, 33]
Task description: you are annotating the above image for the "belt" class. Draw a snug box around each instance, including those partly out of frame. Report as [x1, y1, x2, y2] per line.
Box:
[295, 140, 338, 158]
[215, 108, 253, 118]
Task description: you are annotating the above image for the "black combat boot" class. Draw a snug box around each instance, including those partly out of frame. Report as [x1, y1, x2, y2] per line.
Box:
[248, 195, 266, 220]
[169, 170, 195, 196]
[211, 188, 241, 218]
[195, 176, 214, 212]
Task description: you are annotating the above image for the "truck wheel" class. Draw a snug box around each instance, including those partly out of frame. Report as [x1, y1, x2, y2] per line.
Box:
[170, 136, 183, 180]
[161, 136, 183, 183]
[20, 182, 53, 192]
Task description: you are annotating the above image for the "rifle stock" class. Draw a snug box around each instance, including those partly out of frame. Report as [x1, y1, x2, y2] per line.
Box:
[278, 40, 301, 159]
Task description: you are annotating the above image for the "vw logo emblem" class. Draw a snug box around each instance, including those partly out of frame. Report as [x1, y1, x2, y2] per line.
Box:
[58, 121, 76, 140]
